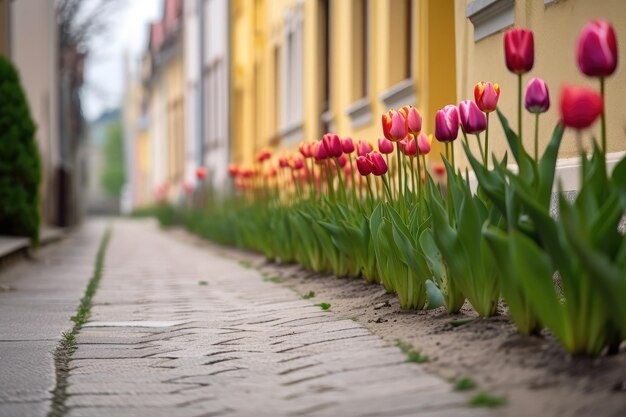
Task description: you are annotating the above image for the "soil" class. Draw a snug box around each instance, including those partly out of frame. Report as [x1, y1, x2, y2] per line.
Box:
[169, 227, 626, 417]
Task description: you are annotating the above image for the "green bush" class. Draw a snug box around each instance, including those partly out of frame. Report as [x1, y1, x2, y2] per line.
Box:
[0, 57, 41, 244]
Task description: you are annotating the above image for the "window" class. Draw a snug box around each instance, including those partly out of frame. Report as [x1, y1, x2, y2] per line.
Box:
[388, 0, 412, 86]
[466, 0, 515, 42]
[279, 2, 304, 143]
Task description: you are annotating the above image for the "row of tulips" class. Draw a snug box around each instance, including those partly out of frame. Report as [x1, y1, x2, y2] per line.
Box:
[165, 20, 625, 356]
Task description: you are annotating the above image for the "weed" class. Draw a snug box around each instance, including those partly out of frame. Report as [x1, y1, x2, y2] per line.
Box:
[198, 280, 208, 286]
[264, 276, 283, 283]
[350, 316, 359, 321]
[454, 377, 477, 391]
[406, 351, 429, 363]
[315, 302, 331, 311]
[301, 291, 316, 299]
[469, 392, 506, 407]
[239, 260, 252, 268]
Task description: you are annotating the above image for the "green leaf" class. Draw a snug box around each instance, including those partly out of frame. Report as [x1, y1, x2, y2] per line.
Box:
[425, 279, 444, 310]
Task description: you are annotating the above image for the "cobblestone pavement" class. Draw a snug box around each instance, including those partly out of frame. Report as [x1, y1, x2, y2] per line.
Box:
[0, 221, 105, 417]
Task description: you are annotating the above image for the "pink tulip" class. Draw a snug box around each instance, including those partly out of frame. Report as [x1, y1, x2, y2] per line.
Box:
[378, 137, 394, 154]
[388, 111, 408, 141]
[406, 106, 423, 134]
[314, 141, 329, 161]
[434, 105, 460, 142]
[357, 140, 373, 157]
[323, 133, 343, 158]
[404, 137, 417, 156]
[504, 28, 534, 74]
[341, 137, 355, 153]
[337, 154, 347, 168]
[368, 152, 388, 176]
[560, 84, 603, 130]
[474, 81, 500, 113]
[459, 100, 487, 134]
[577, 20, 618, 78]
[356, 155, 373, 176]
[525, 77, 550, 114]
[417, 132, 431, 155]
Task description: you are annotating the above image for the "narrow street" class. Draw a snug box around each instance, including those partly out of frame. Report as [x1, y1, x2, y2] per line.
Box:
[0, 220, 489, 417]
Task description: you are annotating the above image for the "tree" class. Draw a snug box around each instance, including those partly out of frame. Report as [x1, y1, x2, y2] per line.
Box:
[0, 57, 42, 243]
[100, 121, 125, 198]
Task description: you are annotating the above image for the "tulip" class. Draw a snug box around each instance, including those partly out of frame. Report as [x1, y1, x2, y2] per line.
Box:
[278, 157, 289, 168]
[560, 84, 603, 130]
[459, 100, 487, 134]
[474, 81, 500, 113]
[289, 157, 304, 170]
[182, 181, 194, 196]
[417, 132, 431, 155]
[228, 164, 239, 177]
[504, 28, 534, 74]
[324, 133, 343, 158]
[406, 106, 422, 134]
[256, 148, 272, 163]
[356, 155, 373, 176]
[341, 137, 355, 153]
[337, 154, 347, 168]
[389, 111, 408, 141]
[434, 105, 460, 142]
[357, 140, 373, 157]
[314, 141, 329, 161]
[525, 78, 550, 114]
[368, 152, 388, 176]
[378, 137, 394, 154]
[196, 167, 207, 180]
[398, 138, 407, 154]
[381, 112, 393, 140]
[433, 164, 446, 177]
[577, 20, 618, 78]
[404, 137, 417, 156]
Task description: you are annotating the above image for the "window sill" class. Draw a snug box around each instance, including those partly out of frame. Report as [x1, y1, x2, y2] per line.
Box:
[466, 0, 515, 42]
[279, 121, 304, 145]
[345, 98, 372, 130]
[379, 79, 416, 110]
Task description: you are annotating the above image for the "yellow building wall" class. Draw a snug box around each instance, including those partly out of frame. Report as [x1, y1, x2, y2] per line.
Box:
[165, 53, 185, 183]
[230, 0, 458, 167]
[454, 0, 626, 164]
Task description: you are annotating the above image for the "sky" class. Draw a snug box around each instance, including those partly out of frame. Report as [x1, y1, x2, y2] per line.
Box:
[82, 1, 162, 121]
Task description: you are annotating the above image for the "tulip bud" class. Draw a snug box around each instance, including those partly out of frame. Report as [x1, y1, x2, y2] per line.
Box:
[504, 28, 534, 74]
[378, 137, 394, 154]
[577, 20, 618, 78]
[525, 77, 550, 114]
[368, 152, 388, 176]
[417, 132, 431, 155]
[434, 105, 460, 142]
[341, 137, 355, 153]
[404, 137, 417, 156]
[389, 111, 408, 141]
[356, 155, 373, 176]
[357, 140, 373, 157]
[459, 100, 487, 134]
[560, 84, 603, 130]
[474, 81, 500, 113]
[196, 167, 207, 180]
[228, 164, 239, 177]
[256, 148, 272, 163]
[406, 106, 422, 134]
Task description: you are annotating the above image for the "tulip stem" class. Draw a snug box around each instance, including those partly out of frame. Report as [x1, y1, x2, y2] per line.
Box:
[381, 175, 394, 202]
[365, 175, 375, 205]
[534, 112, 539, 161]
[476, 133, 485, 165]
[334, 157, 347, 202]
[413, 155, 420, 200]
[445, 142, 450, 162]
[396, 143, 403, 202]
[600, 77, 607, 155]
[518, 74, 523, 148]
[348, 154, 359, 202]
[485, 112, 490, 167]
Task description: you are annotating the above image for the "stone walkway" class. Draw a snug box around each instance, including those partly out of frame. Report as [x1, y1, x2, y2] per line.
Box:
[2, 219, 493, 417]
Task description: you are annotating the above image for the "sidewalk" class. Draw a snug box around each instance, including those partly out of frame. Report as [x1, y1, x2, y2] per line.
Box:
[0, 221, 105, 417]
[1, 219, 492, 417]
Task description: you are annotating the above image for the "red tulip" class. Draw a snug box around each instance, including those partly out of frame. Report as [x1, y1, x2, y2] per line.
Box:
[341, 137, 355, 153]
[290, 157, 304, 170]
[378, 137, 394, 154]
[356, 155, 373, 176]
[405, 106, 422, 134]
[560, 84, 603, 130]
[577, 20, 618, 78]
[314, 141, 329, 161]
[256, 148, 272, 163]
[404, 137, 417, 156]
[417, 132, 431, 155]
[196, 167, 207, 180]
[357, 140, 373, 157]
[323, 133, 343, 157]
[278, 156, 289, 168]
[389, 111, 408, 141]
[474, 81, 500, 113]
[368, 152, 388, 176]
[433, 164, 446, 177]
[504, 28, 534, 74]
[382, 112, 393, 140]
[434, 105, 460, 142]
[459, 100, 487, 134]
[228, 164, 239, 177]
[525, 77, 550, 114]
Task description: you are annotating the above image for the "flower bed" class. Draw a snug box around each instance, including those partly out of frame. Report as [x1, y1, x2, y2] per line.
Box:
[166, 20, 625, 357]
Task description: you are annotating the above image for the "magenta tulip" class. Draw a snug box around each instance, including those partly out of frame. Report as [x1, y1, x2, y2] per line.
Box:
[356, 155, 372, 176]
[504, 28, 534, 74]
[459, 100, 487, 134]
[577, 20, 618, 78]
[525, 77, 550, 114]
[341, 137, 355, 154]
[368, 152, 388, 176]
[434, 105, 460, 142]
[378, 137, 394, 154]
